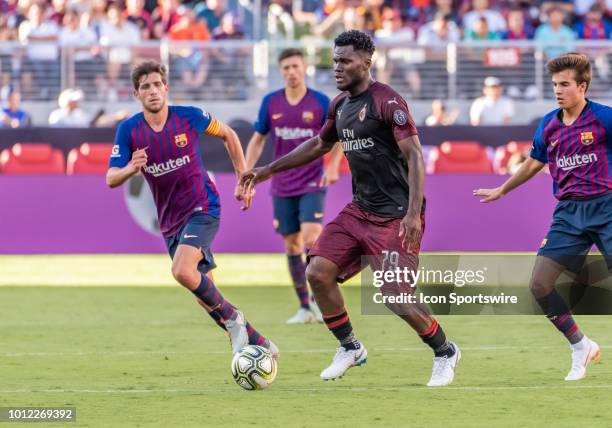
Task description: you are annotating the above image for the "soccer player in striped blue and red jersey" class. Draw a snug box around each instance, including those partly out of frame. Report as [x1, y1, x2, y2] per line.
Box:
[245, 48, 343, 325]
[475, 52, 611, 381]
[106, 61, 277, 358]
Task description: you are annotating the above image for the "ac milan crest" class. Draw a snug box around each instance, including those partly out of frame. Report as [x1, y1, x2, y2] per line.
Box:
[359, 104, 367, 122]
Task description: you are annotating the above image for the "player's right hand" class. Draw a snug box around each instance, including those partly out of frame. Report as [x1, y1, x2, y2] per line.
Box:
[473, 187, 504, 203]
[129, 147, 148, 173]
[239, 167, 272, 199]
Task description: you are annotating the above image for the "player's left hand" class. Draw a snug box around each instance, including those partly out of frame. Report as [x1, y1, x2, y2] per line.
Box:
[399, 213, 422, 252]
[320, 166, 339, 187]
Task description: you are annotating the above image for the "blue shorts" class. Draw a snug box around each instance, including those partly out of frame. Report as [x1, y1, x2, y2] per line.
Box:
[165, 212, 219, 274]
[538, 192, 612, 272]
[272, 191, 326, 236]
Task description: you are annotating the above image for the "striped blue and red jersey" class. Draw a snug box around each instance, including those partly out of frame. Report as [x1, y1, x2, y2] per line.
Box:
[109, 105, 221, 238]
[530, 100, 612, 200]
[254, 88, 330, 197]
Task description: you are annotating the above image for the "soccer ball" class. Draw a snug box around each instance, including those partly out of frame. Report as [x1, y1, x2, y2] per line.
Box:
[231, 345, 277, 390]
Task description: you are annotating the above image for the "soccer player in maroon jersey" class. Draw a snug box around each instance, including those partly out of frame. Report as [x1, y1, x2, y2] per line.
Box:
[106, 61, 277, 358]
[475, 52, 611, 380]
[246, 48, 343, 325]
[240, 31, 460, 386]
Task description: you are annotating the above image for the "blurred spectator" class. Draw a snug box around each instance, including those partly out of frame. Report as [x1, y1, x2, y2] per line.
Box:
[169, 5, 210, 90]
[125, 0, 154, 39]
[195, 0, 227, 34]
[534, 7, 575, 58]
[375, 8, 420, 97]
[49, 88, 89, 126]
[0, 87, 31, 128]
[574, 0, 612, 17]
[465, 15, 502, 39]
[424, 99, 459, 126]
[18, 3, 60, 98]
[506, 144, 533, 174]
[99, 4, 141, 99]
[574, 4, 612, 39]
[59, 9, 103, 96]
[539, 0, 574, 19]
[152, 0, 181, 39]
[212, 11, 245, 39]
[417, 12, 461, 44]
[470, 76, 515, 125]
[502, 8, 534, 39]
[0, 10, 17, 40]
[47, 0, 67, 26]
[463, 0, 507, 34]
[425, 0, 461, 25]
[82, 0, 108, 38]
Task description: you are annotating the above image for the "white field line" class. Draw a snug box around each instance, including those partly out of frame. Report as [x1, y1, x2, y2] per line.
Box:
[1, 385, 612, 394]
[1, 345, 611, 358]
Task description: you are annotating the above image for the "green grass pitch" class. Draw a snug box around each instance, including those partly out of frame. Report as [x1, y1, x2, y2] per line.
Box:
[0, 255, 611, 427]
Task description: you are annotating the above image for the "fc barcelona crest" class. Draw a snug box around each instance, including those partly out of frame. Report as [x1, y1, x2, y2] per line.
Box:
[580, 131, 593, 146]
[174, 133, 188, 147]
[359, 104, 367, 122]
[302, 111, 314, 123]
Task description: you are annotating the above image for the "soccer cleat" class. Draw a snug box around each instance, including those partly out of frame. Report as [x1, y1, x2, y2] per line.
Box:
[309, 297, 324, 323]
[320, 344, 368, 381]
[565, 337, 601, 381]
[286, 308, 316, 324]
[427, 342, 461, 387]
[225, 310, 249, 355]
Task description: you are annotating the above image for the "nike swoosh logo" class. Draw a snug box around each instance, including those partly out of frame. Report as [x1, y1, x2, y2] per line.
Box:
[183, 234, 198, 239]
[550, 140, 559, 147]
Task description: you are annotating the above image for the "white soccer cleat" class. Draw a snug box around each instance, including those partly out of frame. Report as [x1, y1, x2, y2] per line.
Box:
[286, 308, 316, 324]
[320, 344, 368, 381]
[225, 310, 249, 355]
[427, 342, 461, 387]
[309, 297, 324, 323]
[565, 337, 601, 381]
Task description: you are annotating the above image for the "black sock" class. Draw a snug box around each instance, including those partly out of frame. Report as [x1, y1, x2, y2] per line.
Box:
[420, 320, 455, 357]
[323, 309, 360, 349]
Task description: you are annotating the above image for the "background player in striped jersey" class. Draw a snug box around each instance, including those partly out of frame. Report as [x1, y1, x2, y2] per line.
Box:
[240, 31, 460, 387]
[106, 61, 277, 358]
[245, 48, 343, 325]
[474, 52, 611, 381]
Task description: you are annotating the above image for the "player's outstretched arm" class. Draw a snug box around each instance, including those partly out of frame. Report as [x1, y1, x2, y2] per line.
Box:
[213, 120, 253, 210]
[245, 132, 267, 170]
[240, 135, 336, 195]
[473, 157, 545, 203]
[320, 142, 343, 187]
[106, 147, 148, 188]
[397, 135, 425, 251]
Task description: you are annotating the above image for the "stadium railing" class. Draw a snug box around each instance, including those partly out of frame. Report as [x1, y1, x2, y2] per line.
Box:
[1, 40, 610, 103]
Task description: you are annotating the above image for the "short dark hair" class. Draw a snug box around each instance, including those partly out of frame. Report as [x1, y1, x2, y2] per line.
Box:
[131, 61, 167, 90]
[546, 52, 591, 90]
[334, 30, 375, 56]
[278, 48, 304, 64]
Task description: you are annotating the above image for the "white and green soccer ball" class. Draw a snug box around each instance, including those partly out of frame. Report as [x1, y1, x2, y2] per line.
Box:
[231, 345, 277, 390]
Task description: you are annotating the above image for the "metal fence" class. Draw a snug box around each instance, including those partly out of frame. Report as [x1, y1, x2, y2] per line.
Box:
[0, 40, 610, 102]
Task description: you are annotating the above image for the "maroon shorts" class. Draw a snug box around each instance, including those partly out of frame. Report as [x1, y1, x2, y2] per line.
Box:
[309, 202, 425, 283]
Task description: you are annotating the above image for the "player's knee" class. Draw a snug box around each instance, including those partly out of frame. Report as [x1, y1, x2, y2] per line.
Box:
[171, 263, 196, 288]
[529, 275, 551, 298]
[306, 260, 331, 289]
[303, 235, 318, 251]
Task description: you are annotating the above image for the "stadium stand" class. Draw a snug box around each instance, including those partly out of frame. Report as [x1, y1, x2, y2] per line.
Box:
[427, 141, 493, 173]
[66, 142, 113, 175]
[0, 143, 65, 174]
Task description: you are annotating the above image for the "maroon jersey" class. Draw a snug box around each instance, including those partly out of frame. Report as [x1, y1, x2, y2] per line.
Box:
[319, 81, 418, 217]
